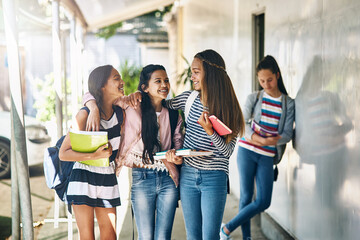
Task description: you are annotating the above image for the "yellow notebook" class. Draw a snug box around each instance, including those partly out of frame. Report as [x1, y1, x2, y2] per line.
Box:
[69, 129, 109, 167]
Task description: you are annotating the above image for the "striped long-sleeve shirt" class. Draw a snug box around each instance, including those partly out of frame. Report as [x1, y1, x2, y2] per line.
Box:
[166, 91, 236, 175]
[239, 92, 282, 157]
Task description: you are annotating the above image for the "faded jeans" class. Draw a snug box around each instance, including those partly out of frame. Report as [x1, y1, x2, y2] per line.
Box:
[180, 164, 227, 240]
[131, 168, 179, 240]
[225, 147, 273, 240]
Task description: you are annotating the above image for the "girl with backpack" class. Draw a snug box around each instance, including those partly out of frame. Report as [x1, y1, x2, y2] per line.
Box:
[220, 55, 295, 240]
[59, 65, 123, 239]
[164, 49, 244, 240]
[84, 64, 184, 239]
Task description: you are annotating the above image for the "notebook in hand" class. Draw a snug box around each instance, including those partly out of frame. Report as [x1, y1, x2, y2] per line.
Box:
[69, 129, 109, 167]
[208, 115, 232, 136]
[250, 120, 278, 137]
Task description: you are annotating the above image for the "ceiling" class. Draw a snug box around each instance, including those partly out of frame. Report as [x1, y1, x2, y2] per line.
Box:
[73, 0, 175, 30]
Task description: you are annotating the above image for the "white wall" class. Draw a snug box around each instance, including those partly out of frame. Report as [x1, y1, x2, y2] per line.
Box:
[83, 34, 141, 76]
[181, 0, 360, 239]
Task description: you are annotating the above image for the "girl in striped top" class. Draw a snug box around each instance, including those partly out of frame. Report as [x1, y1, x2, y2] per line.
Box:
[238, 92, 283, 157]
[59, 65, 123, 240]
[165, 49, 245, 240]
[220, 56, 295, 240]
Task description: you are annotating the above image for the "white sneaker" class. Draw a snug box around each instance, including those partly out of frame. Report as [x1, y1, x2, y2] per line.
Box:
[219, 223, 231, 240]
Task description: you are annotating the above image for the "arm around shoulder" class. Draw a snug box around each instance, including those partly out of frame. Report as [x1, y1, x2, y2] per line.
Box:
[59, 109, 88, 161]
[173, 113, 184, 149]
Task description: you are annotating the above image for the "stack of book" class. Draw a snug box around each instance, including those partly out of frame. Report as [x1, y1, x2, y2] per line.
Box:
[154, 148, 213, 160]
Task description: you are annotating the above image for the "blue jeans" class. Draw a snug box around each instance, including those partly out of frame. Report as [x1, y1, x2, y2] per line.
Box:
[131, 168, 179, 240]
[225, 147, 274, 239]
[180, 164, 227, 240]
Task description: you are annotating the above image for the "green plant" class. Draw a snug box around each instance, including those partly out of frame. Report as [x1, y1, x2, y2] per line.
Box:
[96, 21, 123, 40]
[33, 73, 71, 122]
[33, 73, 56, 122]
[119, 60, 142, 95]
[177, 56, 192, 89]
[95, 5, 172, 40]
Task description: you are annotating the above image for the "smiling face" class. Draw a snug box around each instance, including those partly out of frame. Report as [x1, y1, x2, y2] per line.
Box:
[102, 68, 124, 100]
[143, 69, 170, 102]
[191, 57, 205, 91]
[257, 69, 280, 97]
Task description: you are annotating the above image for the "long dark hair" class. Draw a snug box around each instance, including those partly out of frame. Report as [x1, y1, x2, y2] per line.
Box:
[194, 49, 245, 142]
[256, 55, 288, 95]
[138, 64, 166, 164]
[88, 65, 114, 117]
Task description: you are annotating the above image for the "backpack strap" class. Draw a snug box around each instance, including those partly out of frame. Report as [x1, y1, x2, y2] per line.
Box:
[114, 106, 124, 127]
[184, 91, 199, 123]
[168, 109, 179, 149]
[250, 91, 261, 118]
[81, 106, 124, 127]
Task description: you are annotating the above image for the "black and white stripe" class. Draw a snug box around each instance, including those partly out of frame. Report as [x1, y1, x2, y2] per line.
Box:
[66, 107, 122, 208]
[166, 91, 236, 175]
[99, 109, 121, 162]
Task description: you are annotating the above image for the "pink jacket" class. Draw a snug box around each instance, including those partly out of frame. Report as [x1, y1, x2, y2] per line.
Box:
[117, 104, 183, 174]
[83, 92, 183, 175]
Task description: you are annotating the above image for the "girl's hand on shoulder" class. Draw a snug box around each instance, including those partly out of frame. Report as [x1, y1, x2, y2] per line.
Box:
[113, 92, 142, 109]
[94, 143, 113, 159]
[86, 108, 100, 131]
[197, 111, 214, 135]
[129, 91, 142, 108]
[165, 149, 183, 165]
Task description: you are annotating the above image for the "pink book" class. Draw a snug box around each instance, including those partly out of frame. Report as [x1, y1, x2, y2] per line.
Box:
[208, 115, 232, 136]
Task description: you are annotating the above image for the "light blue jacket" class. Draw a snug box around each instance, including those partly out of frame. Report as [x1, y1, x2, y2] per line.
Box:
[243, 90, 295, 148]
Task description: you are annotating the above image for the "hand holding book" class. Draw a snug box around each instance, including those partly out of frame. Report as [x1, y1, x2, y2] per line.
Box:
[93, 143, 113, 159]
[69, 129, 111, 167]
[164, 149, 183, 165]
[208, 115, 232, 136]
[250, 120, 278, 137]
[197, 113, 232, 136]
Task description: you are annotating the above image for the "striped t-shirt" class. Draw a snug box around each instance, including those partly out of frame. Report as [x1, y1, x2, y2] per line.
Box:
[66, 107, 122, 208]
[166, 91, 236, 175]
[238, 92, 282, 157]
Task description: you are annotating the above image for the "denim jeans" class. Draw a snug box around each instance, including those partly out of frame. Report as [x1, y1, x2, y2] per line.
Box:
[225, 147, 274, 240]
[131, 168, 179, 240]
[180, 164, 227, 240]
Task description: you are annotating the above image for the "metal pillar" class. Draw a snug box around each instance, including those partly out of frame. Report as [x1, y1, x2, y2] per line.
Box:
[52, 0, 63, 139]
[70, 15, 78, 118]
[2, 0, 34, 238]
[76, 22, 84, 99]
[10, 123, 20, 239]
